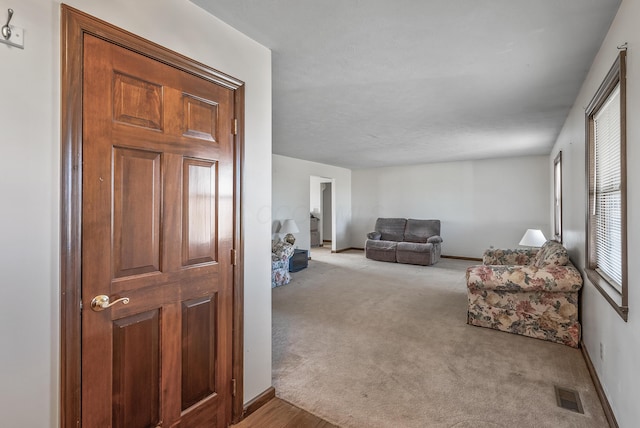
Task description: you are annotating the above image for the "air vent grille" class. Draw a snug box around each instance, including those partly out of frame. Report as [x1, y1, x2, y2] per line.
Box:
[554, 386, 584, 414]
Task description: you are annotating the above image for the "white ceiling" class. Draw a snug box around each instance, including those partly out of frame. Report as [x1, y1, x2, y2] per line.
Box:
[192, 0, 621, 169]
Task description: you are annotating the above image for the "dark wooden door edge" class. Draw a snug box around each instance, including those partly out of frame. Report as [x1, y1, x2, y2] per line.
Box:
[60, 5, 245, 427]
[580, 340, 618, 428]
[242, 386, 276, 420]
[231, 84, 245, 424]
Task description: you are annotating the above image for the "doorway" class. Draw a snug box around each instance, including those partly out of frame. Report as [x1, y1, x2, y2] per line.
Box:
[60, 6, 245, 427]
[310, 176, 334, 252]
[321, 183, 333, 247]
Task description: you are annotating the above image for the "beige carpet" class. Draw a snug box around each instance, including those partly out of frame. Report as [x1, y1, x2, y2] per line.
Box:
[272, 248, 608, 428]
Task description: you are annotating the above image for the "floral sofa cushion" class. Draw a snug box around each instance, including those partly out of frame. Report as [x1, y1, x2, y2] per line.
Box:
[272, 260, 291, 288]
[467, 287, 581, 347]
[467, 264, 583, 293]
[272, 240, 294, 262]
[482, 248, 539, 266]
[533, 240, 570, 267]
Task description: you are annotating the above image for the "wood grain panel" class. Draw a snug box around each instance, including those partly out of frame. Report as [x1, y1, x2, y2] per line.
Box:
[182, 158, 217, 266]
[182, 295, 217, 410]
[113, 147, 162, 278]
[183, 94, 218, 141]
[112, 310, 160, 428]
[113, 72, 163, 130]
[179, 397, 218, 427]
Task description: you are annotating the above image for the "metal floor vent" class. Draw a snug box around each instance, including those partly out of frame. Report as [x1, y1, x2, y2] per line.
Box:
[554, 386, 584, 414]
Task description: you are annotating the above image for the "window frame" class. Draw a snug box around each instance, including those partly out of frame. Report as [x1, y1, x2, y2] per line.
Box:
[553, 151, 562, 243]
[584, 50, 628, 321]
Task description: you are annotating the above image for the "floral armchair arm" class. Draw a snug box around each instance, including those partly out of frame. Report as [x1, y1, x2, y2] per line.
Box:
[272, 240, 294, 262]
[466, 264, 583, 293]
[482, 248, 539, 266]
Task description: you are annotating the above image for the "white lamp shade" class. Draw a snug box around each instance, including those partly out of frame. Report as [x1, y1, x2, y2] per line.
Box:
[279, 219, 299, 234]
[519, 229, 546, 247]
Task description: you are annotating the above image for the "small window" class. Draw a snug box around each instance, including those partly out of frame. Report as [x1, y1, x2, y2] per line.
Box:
[553, 151, 562, 243]
[585, 50, 627, 321]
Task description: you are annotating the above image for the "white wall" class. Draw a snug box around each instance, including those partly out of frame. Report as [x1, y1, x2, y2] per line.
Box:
[0, 1, 272, 426]
[273, 155, 351, 252]
[0, 1, 57, 426]
[351, 156, 550, 258]
[551, 0, 639, 425]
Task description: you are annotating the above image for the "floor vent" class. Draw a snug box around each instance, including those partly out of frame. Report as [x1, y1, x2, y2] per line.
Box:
[555, 386, 584, 414]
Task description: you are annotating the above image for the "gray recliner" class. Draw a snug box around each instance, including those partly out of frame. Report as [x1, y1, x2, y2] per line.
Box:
[365, 218, 442, 266]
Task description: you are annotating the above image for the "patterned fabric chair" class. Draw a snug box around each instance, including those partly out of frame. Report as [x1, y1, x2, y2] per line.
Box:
[466, 240, 583, 347]
[272, 240, 295, 288]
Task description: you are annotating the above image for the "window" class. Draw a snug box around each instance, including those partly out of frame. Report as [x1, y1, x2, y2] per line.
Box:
[585, 50, 627, 321]
[553, 151, 562, 242]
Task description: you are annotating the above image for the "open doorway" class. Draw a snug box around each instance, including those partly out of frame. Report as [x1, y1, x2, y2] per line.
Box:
[310, 176, 335, 252]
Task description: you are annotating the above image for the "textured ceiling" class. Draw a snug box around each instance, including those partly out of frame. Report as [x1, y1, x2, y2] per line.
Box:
[192, 0, 621, 169]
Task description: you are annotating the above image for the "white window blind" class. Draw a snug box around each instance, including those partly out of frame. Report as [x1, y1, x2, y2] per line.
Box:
[593, 84, 622, 290]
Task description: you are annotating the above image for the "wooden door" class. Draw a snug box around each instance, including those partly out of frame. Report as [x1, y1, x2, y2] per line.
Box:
[81, 34, 234, 427]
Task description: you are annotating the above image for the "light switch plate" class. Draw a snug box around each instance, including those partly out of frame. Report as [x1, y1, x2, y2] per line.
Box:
[0, 25, 24, 49]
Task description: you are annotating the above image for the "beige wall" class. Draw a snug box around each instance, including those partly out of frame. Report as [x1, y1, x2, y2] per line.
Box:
[550, 0, 639, 425]
[351, 156, 550, 257]
[273, 155, 352, 252]
[0, 1, 272, 426]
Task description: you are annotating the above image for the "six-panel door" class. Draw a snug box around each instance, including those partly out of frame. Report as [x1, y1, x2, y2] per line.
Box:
[81, 34, 234, 427]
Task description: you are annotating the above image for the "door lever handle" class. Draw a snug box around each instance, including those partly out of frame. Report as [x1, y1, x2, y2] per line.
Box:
[90, 295, 130, 312]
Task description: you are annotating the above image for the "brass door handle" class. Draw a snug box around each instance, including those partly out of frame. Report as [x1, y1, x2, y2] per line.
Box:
[90, 295, 130, 312]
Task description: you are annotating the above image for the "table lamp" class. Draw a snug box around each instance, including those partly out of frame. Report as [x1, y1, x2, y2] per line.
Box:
[519, 229, 546, 247]
[280, 219, 300, 245]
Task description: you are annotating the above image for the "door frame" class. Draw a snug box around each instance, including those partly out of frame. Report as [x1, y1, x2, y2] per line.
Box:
[59, 5, 245, 427]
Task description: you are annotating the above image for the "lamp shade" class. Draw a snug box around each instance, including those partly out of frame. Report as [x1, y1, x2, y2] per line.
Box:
[519, 229, 546, 247]
[280, 219, 299, 234]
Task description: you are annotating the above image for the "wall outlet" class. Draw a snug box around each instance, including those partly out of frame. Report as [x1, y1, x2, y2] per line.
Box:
[0, 25, 25, 49]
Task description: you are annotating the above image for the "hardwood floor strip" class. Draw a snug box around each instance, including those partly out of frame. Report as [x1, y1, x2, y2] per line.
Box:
[285, 408, 337, 428]
[234, 398, 337, 428]
[253, 399, 301, 426]
[243, 386, 275, 419]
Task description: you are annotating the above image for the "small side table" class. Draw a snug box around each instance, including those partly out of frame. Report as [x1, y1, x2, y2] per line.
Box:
[289, 249, 309, 272]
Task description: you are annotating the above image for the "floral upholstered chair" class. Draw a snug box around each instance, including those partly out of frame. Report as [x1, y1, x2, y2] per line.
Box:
[466, 240, 583, 347]
[272, 240, 295, 288]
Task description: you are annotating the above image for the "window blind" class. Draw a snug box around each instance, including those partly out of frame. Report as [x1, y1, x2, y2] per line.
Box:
[593, 84, 622, 290]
